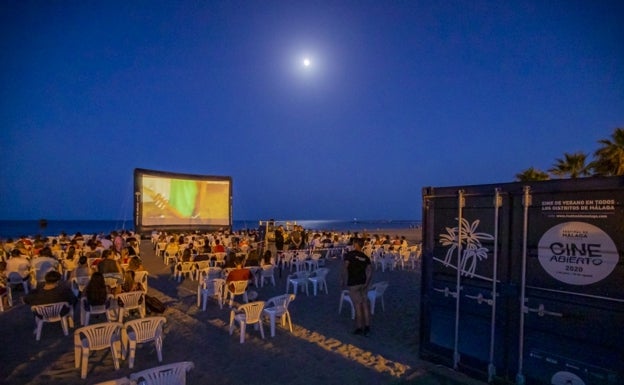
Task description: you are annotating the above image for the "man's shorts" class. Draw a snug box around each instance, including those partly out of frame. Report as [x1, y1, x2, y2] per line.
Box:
[348, 284, 368, 305]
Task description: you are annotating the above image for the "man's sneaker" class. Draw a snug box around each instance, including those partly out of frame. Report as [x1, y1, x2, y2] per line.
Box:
[363, 326, 371, 336]
[353, 328, 363, 335]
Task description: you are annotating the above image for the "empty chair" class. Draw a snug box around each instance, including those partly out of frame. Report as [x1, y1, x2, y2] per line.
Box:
[225, 280, 249, 307]
[74, 322, 123, 379]
[193, 260, 211, 280]
[308, 267, 329, 296]
[129, 361, 194, 385]
[114, 291, 146, 322]
[338, 290, 356, 320]
[259, 264, 276, 287]
[338, 281, 389, 319]
[174, 262, 195, 282]
[262, 294, 295, 337]
[197, 277, 225, 310]
[80, 295, 115, 326]
[290, 252, 307, 272]
[122, 316, 166, 369]
[31, 301, 75, 341]
[229, 301, 265, 343]
[286, 271, 309, 296]
[368, 281, 389, 315]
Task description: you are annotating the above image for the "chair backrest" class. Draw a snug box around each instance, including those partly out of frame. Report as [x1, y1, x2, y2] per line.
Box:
[75, 322, 123, 350]
[238, 301, 265, 323]
[31, 301, 70, 321]
[265, 294, 295, 311]
[227, 280, 248, 295]
[134, 271, 149, 293]
[116, 291, 144, 308]
[371, 281, 389, 296]
[292, 271, 309, 279]
[311, 268, 329, 279]
[124, 316, 166, 343]
[260, 265, 275, 276]
[202, 278, 225, 295]
[129, 361, 194, 385]
[8, 272, 26, 285]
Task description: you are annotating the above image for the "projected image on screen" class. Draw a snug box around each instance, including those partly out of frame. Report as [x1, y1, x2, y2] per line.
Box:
[134, 168, 231, 232]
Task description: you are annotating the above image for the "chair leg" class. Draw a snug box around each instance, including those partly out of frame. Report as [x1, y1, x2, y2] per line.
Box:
[239, 321, 246, 343]
[111, 340, 121, 370]
[156, 337, 163, 362]
[128, 340, 136, 369]
[81, 350, 89, 379]
[35, 320, 43, 341]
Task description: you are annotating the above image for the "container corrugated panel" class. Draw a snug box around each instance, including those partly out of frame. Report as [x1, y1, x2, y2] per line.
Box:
[420, 177, 624, 385]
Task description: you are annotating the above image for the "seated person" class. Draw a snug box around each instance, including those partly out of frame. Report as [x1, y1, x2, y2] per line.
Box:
[245, 247, 260, 266]
[82, 272, 111, 310]
[23, 271, 77, 314]
[73, 256, 92, 279]
[6, 249, 32, 285]
[98, 249, 122, 275]
[121, 270, 143, 293]
[226, 259, 252, 284]
[127, 256, 144, 272]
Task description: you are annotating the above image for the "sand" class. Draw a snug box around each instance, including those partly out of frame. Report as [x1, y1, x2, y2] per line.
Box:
[0, 228, 485, 385]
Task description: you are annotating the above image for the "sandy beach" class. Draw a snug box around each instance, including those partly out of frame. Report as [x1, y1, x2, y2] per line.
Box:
[1, 228, 486, 385]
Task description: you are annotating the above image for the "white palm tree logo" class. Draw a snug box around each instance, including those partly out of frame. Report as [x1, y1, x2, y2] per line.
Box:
[439, 218, 494, 277]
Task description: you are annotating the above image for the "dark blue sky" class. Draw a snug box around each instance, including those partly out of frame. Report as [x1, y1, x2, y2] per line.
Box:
[1, 1, 623, 221]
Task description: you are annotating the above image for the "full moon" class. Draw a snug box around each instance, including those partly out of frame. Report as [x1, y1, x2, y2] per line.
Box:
[303, 58, 311, 67]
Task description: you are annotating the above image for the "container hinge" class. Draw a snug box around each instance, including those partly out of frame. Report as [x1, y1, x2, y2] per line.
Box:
[465, 292, 497, 306]
[523, 303, 563, 317]
[433, 286, 462, 298]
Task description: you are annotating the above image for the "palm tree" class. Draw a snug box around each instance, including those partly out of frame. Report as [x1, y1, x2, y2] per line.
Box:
[592, 128, 624, 176]
[515, 167, 550, 182]
[549, 152, 592, 178]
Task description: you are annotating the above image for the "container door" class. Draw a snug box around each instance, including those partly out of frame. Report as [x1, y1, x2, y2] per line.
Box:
[517, 186, 624, 385]
[421, 188, 514, 381]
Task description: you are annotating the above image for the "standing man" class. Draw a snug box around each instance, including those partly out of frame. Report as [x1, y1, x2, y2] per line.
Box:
[341, 237, 372, 336]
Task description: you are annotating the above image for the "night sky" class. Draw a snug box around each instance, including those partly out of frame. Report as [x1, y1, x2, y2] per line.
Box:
[1, 1, 623, 221]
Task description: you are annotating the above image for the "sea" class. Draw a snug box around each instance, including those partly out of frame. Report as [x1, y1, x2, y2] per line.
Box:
[0, 219, 421, 240]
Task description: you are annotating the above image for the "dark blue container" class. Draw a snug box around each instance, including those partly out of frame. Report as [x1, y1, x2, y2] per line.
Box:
[420, 177, 624, 385]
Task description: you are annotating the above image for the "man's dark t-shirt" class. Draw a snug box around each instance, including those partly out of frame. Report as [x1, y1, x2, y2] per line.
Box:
[344, 250, 371, 286]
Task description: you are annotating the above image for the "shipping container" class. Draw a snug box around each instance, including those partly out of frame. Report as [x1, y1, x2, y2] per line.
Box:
[420, 177, 624, 385]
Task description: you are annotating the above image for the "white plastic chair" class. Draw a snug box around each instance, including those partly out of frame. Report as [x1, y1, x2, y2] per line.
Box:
[229, 301, 265, 343]
[122, 316, 166, 369]
[174, 262, 195, 282]
[197, 277, 225, 310]
[133, 271, 149, 294]
[225, 280, 249, 307]
[259, 264, 276, 287]
[286, 271, 309, 296]
[31, 301, 75, 341]
[80, 295, 115, 326]
[308, 267, 329, 296]
[262, 294, 295, 337]
[338, 290, 356, 320]
[368, 281, 389, 315]
[129, 361, 194, 385]
[114, 291, 146, 322]
[74, 322, 123, 379]
[8, 272, 30, 296]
